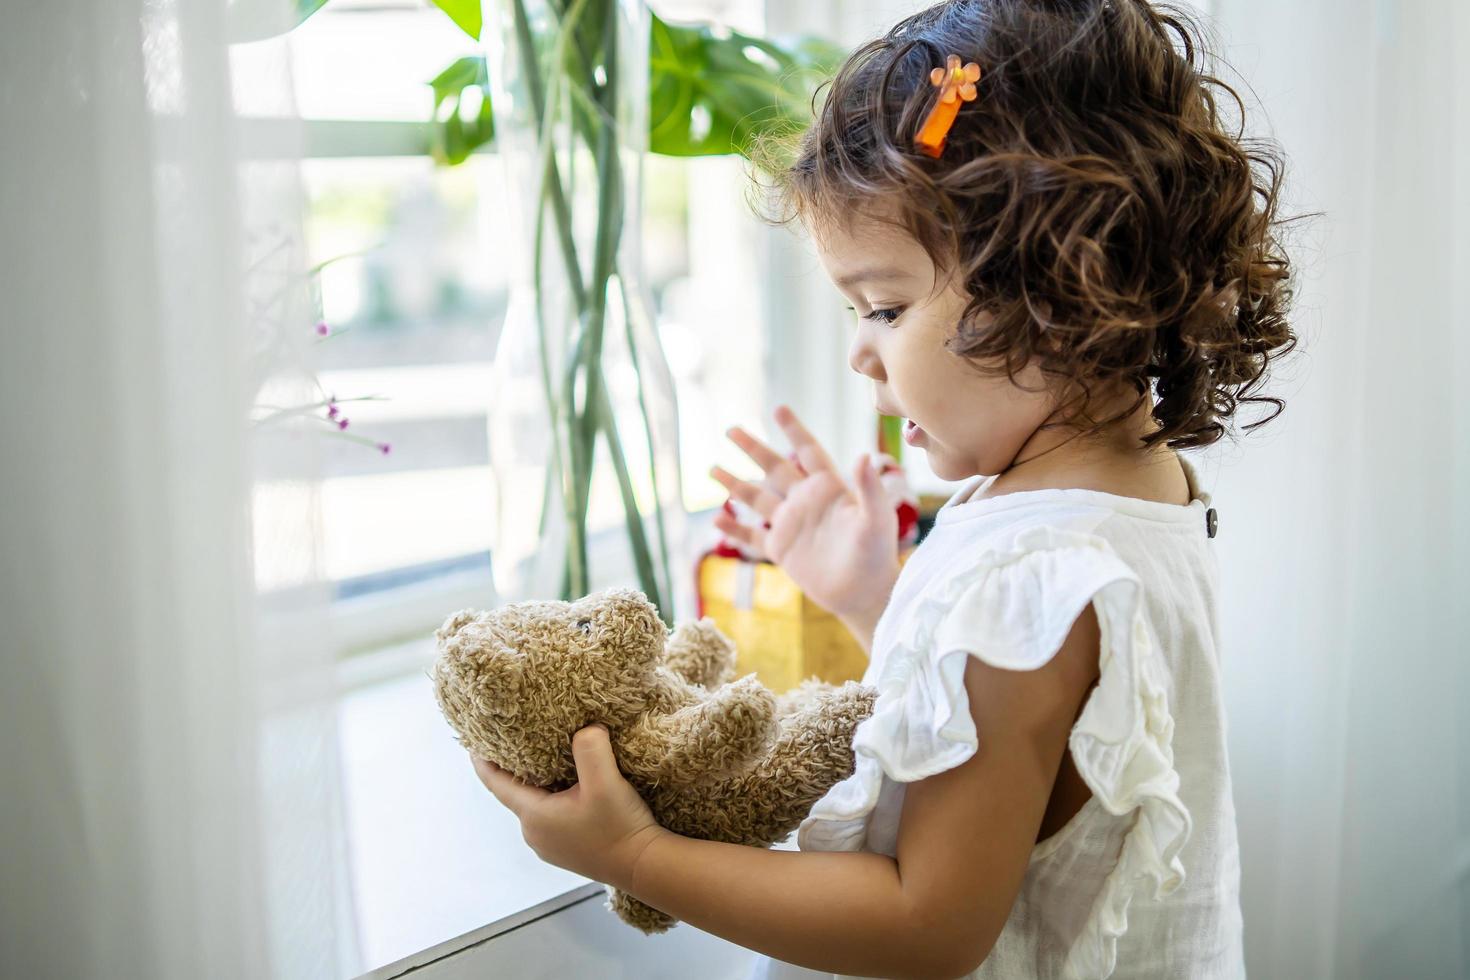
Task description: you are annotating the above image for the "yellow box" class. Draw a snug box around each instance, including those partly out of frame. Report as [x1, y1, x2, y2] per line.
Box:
[696, 551, 913, 693]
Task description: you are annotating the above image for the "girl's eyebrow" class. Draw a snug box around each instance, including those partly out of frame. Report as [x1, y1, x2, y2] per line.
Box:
[834, 266, 915, 288]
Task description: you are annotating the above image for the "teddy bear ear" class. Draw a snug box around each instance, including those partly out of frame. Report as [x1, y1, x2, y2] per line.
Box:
[588, 588, 666, 655]
[435, 609, 479, 646]
[432, 622, 524, 715]
[592, 586, 654, 609]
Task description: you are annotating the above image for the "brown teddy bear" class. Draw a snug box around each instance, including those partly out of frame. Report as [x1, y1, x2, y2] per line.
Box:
[432, 587, 878, 934]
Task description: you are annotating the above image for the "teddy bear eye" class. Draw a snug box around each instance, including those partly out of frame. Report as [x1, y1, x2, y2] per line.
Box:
[576, 618, 593, 635]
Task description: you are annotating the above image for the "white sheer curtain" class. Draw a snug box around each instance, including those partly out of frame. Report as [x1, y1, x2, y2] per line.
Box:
[1202, 1, 1470, 977]
[1, 1, 358, 977]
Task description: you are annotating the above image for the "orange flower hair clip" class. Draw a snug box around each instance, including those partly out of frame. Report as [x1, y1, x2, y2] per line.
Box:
[915, 54, 982, 158]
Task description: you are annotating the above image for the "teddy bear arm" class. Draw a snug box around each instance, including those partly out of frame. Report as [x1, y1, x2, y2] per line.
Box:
[677, 682, 880, 843]
[617, 675, 776, 785]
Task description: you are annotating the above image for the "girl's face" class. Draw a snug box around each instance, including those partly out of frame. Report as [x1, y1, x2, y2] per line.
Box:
[809, 212, 1058, 482]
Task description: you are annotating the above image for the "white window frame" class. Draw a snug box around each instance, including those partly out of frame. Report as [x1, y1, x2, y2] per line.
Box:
[247, 118, 740, 662]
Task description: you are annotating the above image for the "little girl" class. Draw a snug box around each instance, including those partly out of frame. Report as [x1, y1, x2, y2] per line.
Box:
[471, 1, 1296, 977]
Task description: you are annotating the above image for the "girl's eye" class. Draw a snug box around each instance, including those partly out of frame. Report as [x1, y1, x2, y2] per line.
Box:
[844, 305, 904, 325]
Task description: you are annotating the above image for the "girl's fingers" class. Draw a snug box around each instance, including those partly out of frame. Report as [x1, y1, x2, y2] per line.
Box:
[773, 405, 838, 477]
[471, 755, 548, 817]
[726, 426, 804, 494]
[713, 509, 769, 555]
[851, 453, 870, 512]
[710, 465, 783, 520]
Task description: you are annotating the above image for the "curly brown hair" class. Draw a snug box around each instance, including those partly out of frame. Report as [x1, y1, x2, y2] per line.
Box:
[753, 0, 1298, 450]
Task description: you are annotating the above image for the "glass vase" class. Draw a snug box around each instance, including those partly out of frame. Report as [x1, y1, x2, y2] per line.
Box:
[484, 0, 689, 623]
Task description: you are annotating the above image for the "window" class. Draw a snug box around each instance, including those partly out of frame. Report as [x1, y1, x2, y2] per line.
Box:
[242, 0, 807, 970]
[245, 0, 794, 659]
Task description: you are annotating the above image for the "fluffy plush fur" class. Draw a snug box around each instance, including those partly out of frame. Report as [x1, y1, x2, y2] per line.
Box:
[432, 587, 878, 933]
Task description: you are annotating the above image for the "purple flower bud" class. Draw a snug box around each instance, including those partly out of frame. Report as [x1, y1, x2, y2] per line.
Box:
[337, 418, 349, 431]
[315, 320, 331, 337]
[327, 402, 339, 419]
[378, 443, 392, 455]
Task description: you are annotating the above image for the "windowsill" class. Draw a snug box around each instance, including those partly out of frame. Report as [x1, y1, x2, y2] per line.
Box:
[338, 645, 591, 973]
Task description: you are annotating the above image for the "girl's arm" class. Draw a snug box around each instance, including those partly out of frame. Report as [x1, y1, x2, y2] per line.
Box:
[627, 836, 919, 977]
[627, 606, 1100, 978]
[837, 603, 885, 655]
[473, 607, 1100, 980]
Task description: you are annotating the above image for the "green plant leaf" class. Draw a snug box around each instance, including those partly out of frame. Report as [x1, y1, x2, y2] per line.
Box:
[430, 0, 483, 41]
[228, 0, 333, 42]
[429, 56, 495, 165]
[648, 12, 843, 161]
[425, 14, 842, 167]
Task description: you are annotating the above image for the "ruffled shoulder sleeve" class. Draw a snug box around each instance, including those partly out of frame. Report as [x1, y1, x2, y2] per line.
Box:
[797, 524, 1192, 980]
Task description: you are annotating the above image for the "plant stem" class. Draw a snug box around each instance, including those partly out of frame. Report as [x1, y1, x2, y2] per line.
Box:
[617, 270, 676, 615]
[567, 0, 621, 574]
[593, 369, 667, 622]
[506, 0, 671, 614]
[513, 0, 591, 596]
[524, 0, 597, 596]
[253, 394, 387, 425]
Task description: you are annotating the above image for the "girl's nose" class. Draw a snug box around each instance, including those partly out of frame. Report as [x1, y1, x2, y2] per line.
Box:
[847, 331, 886, 383]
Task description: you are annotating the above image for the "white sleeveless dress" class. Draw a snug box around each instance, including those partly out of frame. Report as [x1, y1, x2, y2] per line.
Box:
[748, 457, 1245, 979]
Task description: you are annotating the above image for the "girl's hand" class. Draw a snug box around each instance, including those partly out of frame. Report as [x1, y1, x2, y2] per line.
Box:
[711, 405, 900, 622]
[470, 724, 666, 892]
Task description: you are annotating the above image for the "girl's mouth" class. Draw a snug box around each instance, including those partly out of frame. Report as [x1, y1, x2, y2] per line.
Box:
[902, 418, 925, 446]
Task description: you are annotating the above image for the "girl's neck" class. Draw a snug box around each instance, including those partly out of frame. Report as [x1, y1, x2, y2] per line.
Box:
[972, 395, 1191, 507]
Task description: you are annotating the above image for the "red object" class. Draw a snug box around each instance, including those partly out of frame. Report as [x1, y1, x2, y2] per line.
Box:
[896, 501, 919, 542]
